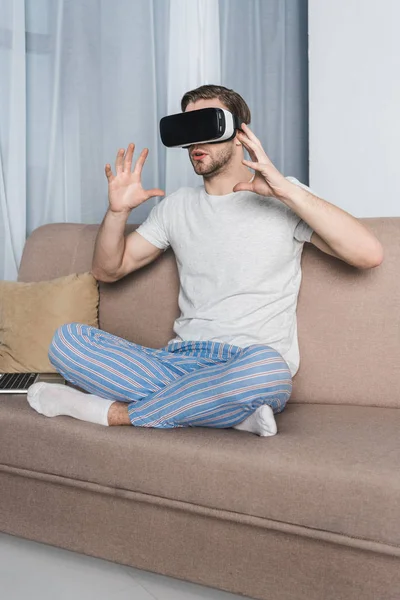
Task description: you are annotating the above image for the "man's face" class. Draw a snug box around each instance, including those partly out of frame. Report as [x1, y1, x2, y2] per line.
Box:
[185, 98, 236, 178]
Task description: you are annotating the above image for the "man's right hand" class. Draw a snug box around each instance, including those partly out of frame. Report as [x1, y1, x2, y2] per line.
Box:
[105, 144, 165, 214]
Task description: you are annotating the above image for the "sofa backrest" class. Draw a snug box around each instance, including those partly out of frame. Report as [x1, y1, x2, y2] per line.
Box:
[18, 220, 400, 408]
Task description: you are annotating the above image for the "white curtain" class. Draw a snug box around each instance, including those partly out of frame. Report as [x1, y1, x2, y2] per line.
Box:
[0, 0, 308, 281]
[165, 0, 221, 194]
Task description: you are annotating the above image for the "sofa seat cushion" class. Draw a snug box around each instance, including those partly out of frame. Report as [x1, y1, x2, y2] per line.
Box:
[1, 397, 399, 549]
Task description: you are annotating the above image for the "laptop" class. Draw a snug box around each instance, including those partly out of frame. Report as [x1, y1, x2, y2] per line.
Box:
[0, 372, 66, 394]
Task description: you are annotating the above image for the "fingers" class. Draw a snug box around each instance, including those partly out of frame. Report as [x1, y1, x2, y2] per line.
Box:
[238, 126, 272, 164]
[105, 163, 114, 182]
[124, 143, 135, 172]
[242, 140, 258, 164]
[233, 182, 253, 193]
[115, 143, 136, 174]
[145, 188, 165, 199]
[115, 148, 125, 174]
[108, 144, 153, 182]
[241, 138, 261, 165]
[133, 148, 149, 179]
[242, 158, 264, 172]
[241, 123, 261, 146]
[238, 132, 261, 159]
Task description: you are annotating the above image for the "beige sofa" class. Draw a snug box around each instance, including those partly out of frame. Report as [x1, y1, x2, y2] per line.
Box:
[1, 220, 399, 600]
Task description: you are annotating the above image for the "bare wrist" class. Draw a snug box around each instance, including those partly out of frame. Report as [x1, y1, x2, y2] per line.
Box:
[278, 182, 308, 205]
[108, 207, 131, 217]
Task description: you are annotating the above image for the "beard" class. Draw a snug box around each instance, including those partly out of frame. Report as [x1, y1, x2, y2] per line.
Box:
[189, 143, 235, 178]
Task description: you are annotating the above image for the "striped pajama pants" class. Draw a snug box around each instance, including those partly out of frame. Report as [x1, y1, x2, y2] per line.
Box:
[48, 323, 293, 429]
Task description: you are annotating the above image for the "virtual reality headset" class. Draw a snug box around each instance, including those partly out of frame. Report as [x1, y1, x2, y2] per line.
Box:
[159, 107, 242, 149]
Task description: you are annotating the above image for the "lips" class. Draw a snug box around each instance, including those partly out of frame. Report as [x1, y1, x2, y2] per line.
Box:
[192, 150, 208, 160]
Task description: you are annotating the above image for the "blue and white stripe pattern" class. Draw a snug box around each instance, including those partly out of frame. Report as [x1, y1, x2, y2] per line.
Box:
[48, 323, 293, 428]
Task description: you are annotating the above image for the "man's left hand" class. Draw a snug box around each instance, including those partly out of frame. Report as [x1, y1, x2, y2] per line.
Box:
[233, 123, 294, 201]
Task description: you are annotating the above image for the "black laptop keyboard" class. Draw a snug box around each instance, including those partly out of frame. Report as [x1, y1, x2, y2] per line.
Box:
[0, 373, 38, 390]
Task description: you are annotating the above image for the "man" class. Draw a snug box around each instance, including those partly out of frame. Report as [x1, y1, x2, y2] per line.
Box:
[27, 85, 383, 436]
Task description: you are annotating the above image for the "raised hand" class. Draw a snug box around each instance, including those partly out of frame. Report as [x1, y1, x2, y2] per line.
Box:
[105, 144, 165, 214]
[233, 124, 294, 201]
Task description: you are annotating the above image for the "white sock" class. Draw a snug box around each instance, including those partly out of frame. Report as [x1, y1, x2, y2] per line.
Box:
[27, 382, 115, 426]
[233, 405, 278, 437]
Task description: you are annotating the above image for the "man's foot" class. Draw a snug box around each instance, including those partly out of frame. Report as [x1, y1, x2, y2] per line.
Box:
[27, 382, 115, 426]
[233, 405, 278, 437]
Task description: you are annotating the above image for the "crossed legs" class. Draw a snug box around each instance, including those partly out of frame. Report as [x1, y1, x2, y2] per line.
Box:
[27, 323, 293, 436]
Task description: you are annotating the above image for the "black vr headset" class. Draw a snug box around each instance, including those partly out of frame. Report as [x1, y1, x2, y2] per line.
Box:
[159, 107, 242, 149]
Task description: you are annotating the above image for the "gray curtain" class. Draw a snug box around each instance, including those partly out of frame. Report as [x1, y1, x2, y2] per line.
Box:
[219, 0, 309, 184]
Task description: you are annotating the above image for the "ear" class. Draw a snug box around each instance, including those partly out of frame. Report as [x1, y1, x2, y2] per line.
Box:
[234, 132, 242, 147]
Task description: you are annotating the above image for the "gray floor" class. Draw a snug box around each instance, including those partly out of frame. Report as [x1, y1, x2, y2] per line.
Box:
[0, 533, 250, 600]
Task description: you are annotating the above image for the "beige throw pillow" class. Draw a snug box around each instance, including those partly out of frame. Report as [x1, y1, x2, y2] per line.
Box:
[0, 272, 99, 373]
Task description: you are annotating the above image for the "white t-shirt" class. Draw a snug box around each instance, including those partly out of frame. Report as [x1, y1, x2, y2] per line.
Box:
[136, 177, 314, 378]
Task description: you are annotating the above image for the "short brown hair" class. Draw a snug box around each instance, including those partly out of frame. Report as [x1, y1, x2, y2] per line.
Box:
[181, 84, 251, 125]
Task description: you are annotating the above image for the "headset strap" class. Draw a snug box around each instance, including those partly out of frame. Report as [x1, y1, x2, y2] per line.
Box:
[233, 114, 242, 130]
